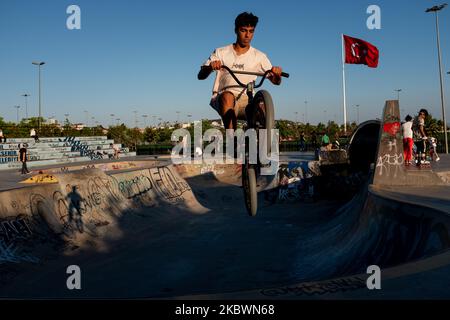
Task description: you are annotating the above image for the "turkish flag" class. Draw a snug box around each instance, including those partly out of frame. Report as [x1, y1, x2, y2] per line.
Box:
[343, 35, 379, 68]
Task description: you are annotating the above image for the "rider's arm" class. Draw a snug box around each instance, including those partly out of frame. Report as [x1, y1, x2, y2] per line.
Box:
[198, 65, 213, 80]
[198, 61, 222, 80]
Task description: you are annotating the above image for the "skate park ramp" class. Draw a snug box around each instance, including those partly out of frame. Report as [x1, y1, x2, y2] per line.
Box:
[1, 101, 450, 299]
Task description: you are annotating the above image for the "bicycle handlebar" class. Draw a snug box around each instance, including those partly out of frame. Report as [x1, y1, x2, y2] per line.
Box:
[219, 65, 289, 89]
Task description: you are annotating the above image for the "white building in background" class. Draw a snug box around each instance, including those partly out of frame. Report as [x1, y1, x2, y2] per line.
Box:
[45, 118, 59, 125]
[71, 123, 85, 131]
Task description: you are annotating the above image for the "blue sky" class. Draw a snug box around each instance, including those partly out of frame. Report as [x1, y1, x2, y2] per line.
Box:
[1, 0, 450, 126]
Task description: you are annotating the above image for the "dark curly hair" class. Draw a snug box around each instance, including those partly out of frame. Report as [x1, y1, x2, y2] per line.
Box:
[235, 12, 259, 33]
[419, 108, 429, 117]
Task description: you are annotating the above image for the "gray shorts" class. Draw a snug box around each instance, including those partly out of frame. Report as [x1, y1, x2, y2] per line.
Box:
[210, 92, 249, 119]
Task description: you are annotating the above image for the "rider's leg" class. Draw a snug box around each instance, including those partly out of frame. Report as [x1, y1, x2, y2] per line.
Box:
[219, 92, 237, 130]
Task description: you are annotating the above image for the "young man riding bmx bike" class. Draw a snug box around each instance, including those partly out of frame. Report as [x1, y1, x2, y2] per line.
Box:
[197, 12, 288, 217]
[197, 12, 284, 131]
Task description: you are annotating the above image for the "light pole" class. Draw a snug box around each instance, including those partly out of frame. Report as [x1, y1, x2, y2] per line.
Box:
[21, 94, 30, 120]
[176, 111, 180, 123]
[295, 111, 298, 123]
[395, 89, 402, 102]
[426, 3, 448, 154]
[84, 110, 89, 127]
[355, 104, 360, 124]
[32, 61, 45, 130]
[91, 116, 95, 128]
[110, 114, 115, 126]
[64, 113, 70, 125]
[133, 110, 138, 128]
[304, 101, 308, 124]
[152, 115, 157, 127]
[116, 118, 121, 125]
[14, 106, 20, 123]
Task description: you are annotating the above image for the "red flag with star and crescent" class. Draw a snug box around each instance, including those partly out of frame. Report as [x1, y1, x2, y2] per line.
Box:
[343, 35, 379, 68]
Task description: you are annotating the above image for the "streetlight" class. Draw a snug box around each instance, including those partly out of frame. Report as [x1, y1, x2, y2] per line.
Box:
[14, 106, 20, 123]
[295, 111, 298, 123]
[21, 94, 30, 120]
[395, 89, 402, 102]
[304, 101, 308, 124]
[355, 104, 360, 124]
[32, 61, 45, 130]
[110, 114, 115, 126]
[426, 3, 448, 154]
[152, 115, 157, 127]
[84, 110, 89, 127]
[116, 118, 121, 125]
[133, 110, 138, 128]
[176, 111, 180, 123]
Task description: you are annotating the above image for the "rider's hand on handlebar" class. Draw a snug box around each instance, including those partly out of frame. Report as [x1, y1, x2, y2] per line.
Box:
[270, 66, 283, 77]
[210, 61, 222, 71]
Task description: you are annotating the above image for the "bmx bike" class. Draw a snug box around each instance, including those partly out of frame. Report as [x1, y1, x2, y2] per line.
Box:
[219, 66, 289, 216]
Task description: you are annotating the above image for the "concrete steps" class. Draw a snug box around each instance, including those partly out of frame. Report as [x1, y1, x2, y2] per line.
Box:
[0, 136, 136, 170]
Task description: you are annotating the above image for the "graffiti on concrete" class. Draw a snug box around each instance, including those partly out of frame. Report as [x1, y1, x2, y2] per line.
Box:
[62, 137, 104, 160]
[0, 217, 33, 243]
[0, 215, 38, 265]
[376, 153, 403, 177]
[118, 175, 153, 200]
[0, 240, 39, 264]
[0, 150, 18, 164]
[149, 166, 191, 202]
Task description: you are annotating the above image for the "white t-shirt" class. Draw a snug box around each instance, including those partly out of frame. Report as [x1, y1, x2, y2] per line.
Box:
[402, 121, 413, 139]
[203, 44, 272, 98]
[30, 129, 36, 136]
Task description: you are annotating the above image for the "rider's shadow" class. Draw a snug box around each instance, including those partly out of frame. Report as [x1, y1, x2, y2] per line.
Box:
[66, 185, 85, 233]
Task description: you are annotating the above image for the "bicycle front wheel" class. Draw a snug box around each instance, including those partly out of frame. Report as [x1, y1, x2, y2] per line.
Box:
[242, 163, 258, 216]
[254, 90, 275, 154]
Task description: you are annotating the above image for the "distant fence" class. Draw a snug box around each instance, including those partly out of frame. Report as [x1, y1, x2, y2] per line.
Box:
[137, 144, 174, 155]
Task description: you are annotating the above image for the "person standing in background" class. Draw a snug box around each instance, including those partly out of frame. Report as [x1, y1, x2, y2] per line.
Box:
[402, 115, 414, 165]
[19, 143, 30, 174]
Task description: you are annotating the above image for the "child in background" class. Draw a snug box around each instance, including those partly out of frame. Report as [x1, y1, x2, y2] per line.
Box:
[402, 115, 414, 165]
[428, 137, 440, 162]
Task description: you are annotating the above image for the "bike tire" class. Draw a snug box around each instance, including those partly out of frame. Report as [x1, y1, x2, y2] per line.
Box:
[254, 90, 275, 154]
[242, 164, 258, 216]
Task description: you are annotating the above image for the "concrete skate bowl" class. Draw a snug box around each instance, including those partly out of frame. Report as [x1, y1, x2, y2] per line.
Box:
[0, 158, 450, 299]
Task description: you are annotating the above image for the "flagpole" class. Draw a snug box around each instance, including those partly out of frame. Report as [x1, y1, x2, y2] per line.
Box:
[341, 34, 347, 135]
